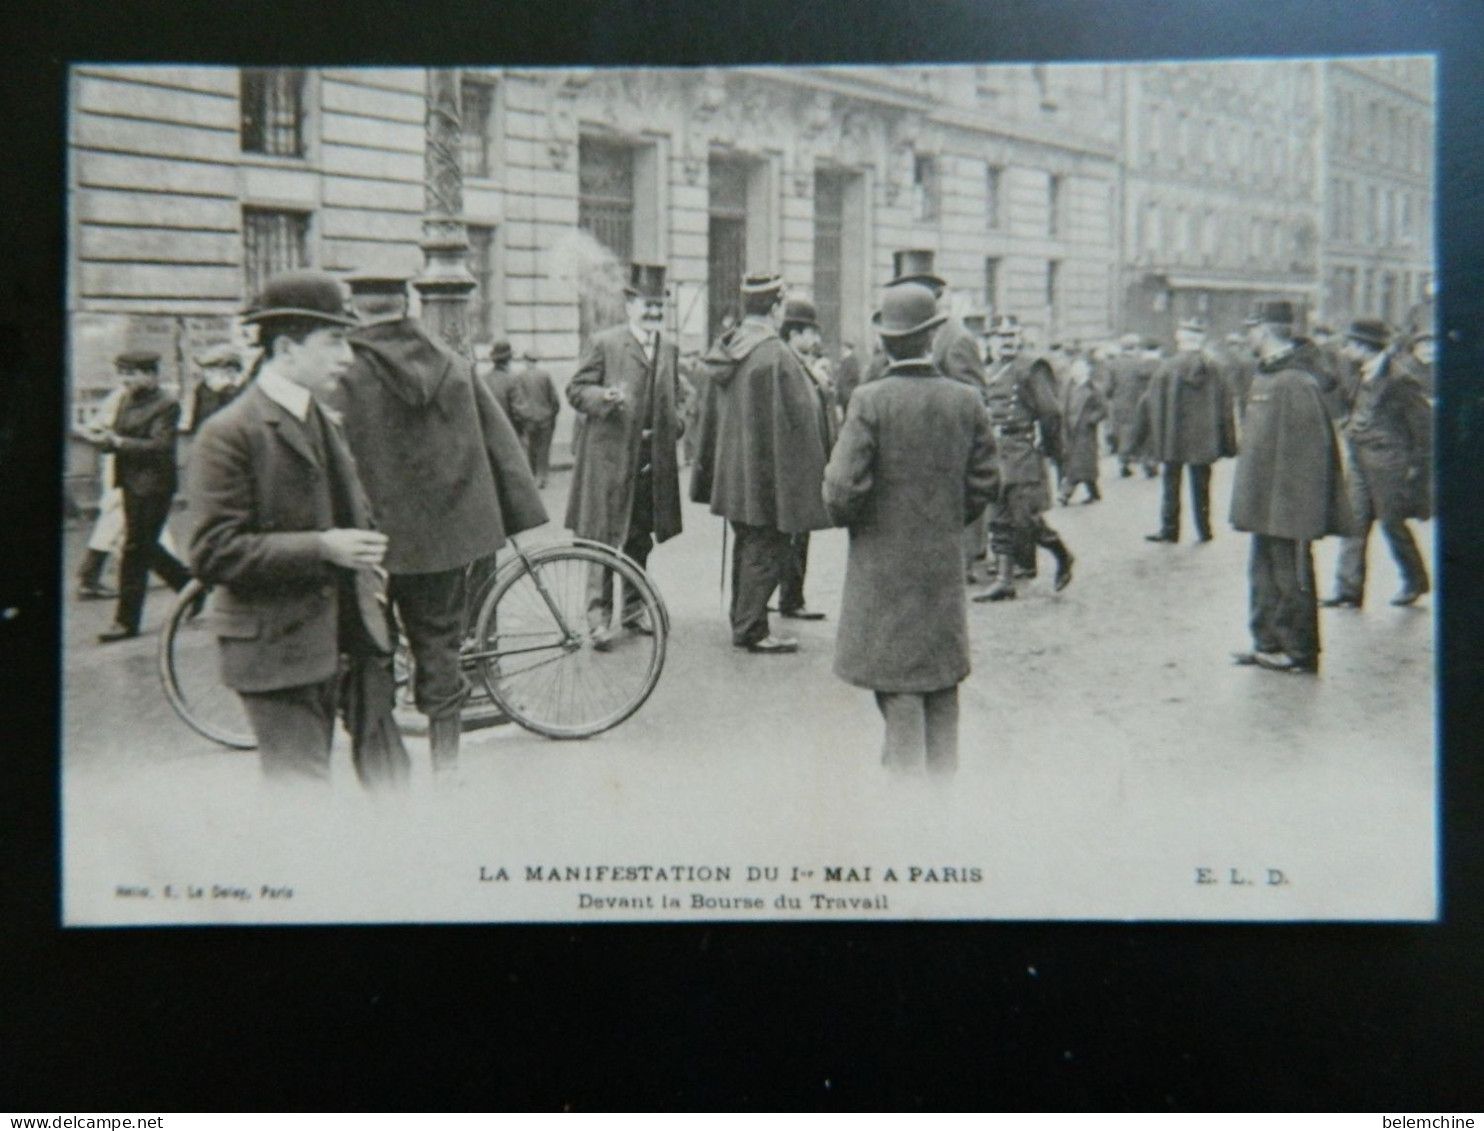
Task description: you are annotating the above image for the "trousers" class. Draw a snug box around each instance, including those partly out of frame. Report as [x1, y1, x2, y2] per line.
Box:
[1158, 461, 1213, 540]
[778, 533, 811, 613]
[586, 466, 655, 631]
[729, 521, 792, 646]
[875, 687, 960, 774]
[519, 420, 555, 484]
[1248, 534, 1320, 666]
[389, 568, 469, 720]
[1333, 462, 1428, 602]
[988, 484, 1061, 563]
[117, 490, 191, 631]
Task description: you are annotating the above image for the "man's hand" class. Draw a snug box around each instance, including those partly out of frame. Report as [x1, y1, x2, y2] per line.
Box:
[318, 528, 389, 570]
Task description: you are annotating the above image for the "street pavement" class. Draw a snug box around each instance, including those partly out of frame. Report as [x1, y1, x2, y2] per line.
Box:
[61, 453, 1437, 922]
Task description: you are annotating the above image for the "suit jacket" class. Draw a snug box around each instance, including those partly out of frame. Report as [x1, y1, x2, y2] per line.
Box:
[188, 384, 393, 694]
[109, 386, 181, 497]
[1344, 350, 1433, 522]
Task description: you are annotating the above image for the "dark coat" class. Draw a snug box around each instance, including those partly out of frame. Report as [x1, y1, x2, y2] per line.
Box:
[188, 383, 242, 433]
[931, 318, 987, 396]
[1059, 379, 1108, 482]
[1229, 342, 1354, 541]
[1106, 354, 1156, 457]
[566, 324, 684, 546]
[1131, 350, 1238, 466]
[1344, 350, 1433, 522]
[108, 386, 181, 497]
[510, 364, 562, 427]
[188, 384, 393, 694]
[690, 318, 832, 534]
[481, 364, 518, 423]
[335, 318, 548, 575]
[834, 350, 862, 415]
[824, 359, 999, 693]
[983, 353, 1061, 498]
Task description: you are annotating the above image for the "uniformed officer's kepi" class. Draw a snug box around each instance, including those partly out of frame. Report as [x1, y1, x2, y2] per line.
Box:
[872, 282, 947, 338]
[242, 269, 360, 326]
[989, 314, 1021, 336]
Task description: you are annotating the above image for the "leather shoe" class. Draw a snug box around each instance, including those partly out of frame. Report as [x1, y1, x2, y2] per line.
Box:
[740, 635, 799, 654]
[1319, 596, 1362, 609]
[77, 584, 118, 600]
[779, 607, 826, 621]
[1232, 650, 1283, 666]
[973, 584, 1017, 603]
[590, 626, 620, 652]
[1145, 532, 1177, 543]
[622, 612, 655, 635]
[1389, 588, 1425, 607]
[98, 623, 139, 643]
[1255, 651, 1318, 674]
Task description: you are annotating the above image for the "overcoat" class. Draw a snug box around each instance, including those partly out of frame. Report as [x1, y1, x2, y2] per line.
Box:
[1058, 379, 1108, 482]
[1106, 354, 1156, 457]
[930, 317, 987, 395]
[824, 360, 999, 693]
[983, 354, 1061, 500]
[565, 324, 684, 546]
[1229, 342, 1354, 541]
[1131, 350, 1238, 466]
[188, 384, 394, 694]
[690, 319, 832, 534]
[110, 386, 181, 497]
[335, 318, 548, 575]
[510, 364, 562, 427]
[1344, 350, 1433, 522]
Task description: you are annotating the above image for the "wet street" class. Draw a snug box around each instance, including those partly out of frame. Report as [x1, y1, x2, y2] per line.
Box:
[61, 454, 1437, 924]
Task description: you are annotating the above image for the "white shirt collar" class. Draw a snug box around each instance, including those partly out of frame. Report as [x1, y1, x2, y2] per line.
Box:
[256, 367, 312, 421]
[631, 324, 657, 351]
[1361, 351, 1387, 383]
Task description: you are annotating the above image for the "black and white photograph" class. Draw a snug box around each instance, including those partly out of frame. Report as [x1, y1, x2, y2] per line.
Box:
[59, 55, 1440, 925]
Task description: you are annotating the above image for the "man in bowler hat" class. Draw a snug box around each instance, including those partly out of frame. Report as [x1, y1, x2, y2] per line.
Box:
[188, 270, 410, 787]
[777, 295, 836, 621]
[511, 347, 562, 488]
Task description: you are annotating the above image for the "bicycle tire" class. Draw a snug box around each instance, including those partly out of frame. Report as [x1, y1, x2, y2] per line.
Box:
[471, 543, 667, 739]
[158, 579, 257, 750]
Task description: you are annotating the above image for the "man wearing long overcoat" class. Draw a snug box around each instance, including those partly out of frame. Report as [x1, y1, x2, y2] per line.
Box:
[333, 273, 547, 773]
[690, 272, 831, 654]
[1057, 352, 1108, 505]
[824, 282, 999, 774]
[1322, 319, 1432, 609]
[1133, 316, 1239, 544]
[1230, 301, 1353, 675]
[566, 264, 683, 646]
[1106, 335, 1160, 478]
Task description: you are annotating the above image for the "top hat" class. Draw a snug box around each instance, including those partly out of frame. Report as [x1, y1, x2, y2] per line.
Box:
[490, 339, 514, 363]
[989, 314, 1022, 337]
[872, 282, 948, 339]
[1345, 318, 1392, 350]
[195, 343, 243, 369]
[740, 271, 785, 297]
[625, 264, 669, 300]
[1244, 299, 1296, 327]
[1178, 316, 1208, 334]
[243, 269, 360, 327]
[887, 248, 946, 293]
[781, 296, 820, 330]
[342, 269, 410, 297]
[114, 349, 161, 372]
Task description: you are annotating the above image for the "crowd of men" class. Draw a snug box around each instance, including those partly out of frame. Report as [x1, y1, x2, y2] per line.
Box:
[72, 246, 1435, 784]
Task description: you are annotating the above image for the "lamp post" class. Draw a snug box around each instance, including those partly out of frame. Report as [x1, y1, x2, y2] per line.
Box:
[414, 68, 478, 360]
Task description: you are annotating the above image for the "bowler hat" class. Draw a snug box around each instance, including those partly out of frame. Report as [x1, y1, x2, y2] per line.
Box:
[872, 282, 947, 339]
[887, 248, 946, 293]
[1244, 299, 1295, 327]
[491, 340, 514, 363]
[243, 269, 359, 327]
[1345, 318, 1391, 350]
[114, 349, 161, 372]
[740, 271, 784, 297]
[625, 263, 668, 300]
[781, 297, 820, 330]
[990, 314, 1021, 337]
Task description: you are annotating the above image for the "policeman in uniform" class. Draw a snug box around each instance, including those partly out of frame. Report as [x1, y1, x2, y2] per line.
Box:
[973, 315, 1073, 603]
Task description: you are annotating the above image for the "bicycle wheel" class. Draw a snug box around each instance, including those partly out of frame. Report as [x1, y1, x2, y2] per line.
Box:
[158, 580, 257, 750]
[470, 543, 666, 739]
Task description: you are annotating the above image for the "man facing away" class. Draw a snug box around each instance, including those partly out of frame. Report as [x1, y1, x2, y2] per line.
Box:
[332, 271, 547, 777]
[565, 263, 684, 650]
[690, 272, 832, 654]
[1229, 300, 1353, 675]
[1133, 316, 1238, 545]
[510, 347, 562, 488]
[188, 270, 409, 787]
[1321, 318, 1432, 610]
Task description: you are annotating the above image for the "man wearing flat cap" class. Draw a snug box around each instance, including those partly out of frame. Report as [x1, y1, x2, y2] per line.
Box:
[566, 263, 684, 649]
[824, 282, 998, 773]
[188, 269, 410, 788]
[332, 270, 547, 776]
[74, 349, 193, 642]
[1132, 316, 1238, 545]
[1229, 300, 1353, 675]
[691, 272, 832, 654]
[1321, 318, 1432, 609]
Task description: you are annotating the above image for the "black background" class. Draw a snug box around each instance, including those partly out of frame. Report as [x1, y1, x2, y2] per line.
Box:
[3, 0, 1481, 1111]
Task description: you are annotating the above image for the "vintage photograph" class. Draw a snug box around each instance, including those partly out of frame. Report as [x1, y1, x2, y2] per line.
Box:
[61, 57, 1438, 924]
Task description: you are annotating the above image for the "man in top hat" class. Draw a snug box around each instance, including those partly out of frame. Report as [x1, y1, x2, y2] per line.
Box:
[74, 348, 194, 641]
[331, 270, 547, 776]
[566, 263, 685, 648]
[691, 272, 832, 654]
[510, 346, 562, 488]
[1106, 332, 1160, 477]
[824, 282, 998, 774]
[974, 314, 1073, 602]
[776, 295, 837, 621]
[1229, 300, 1352, 675]
[188, 269, 410, 787]
[1131, 315, 1238, 544]
[1321, 318, 1432, 609]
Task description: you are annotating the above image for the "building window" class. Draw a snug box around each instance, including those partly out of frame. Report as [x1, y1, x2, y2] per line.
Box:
[460, 79, 497, 179]
[578, 136, 635, 265]
[1047, 174, 1063, 238]
[467, 224, 497, 344]
[985, 165, 1003, 229]
[1143, 202, 1160, 258]
[242, 207, 310, 300]
[984, 257, 1000, 318]
[241, 68, 305, 157]
[913, 154, 939, 222]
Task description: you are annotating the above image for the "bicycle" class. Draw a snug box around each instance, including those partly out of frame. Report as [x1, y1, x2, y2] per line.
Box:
[159, 536, 669, 749]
